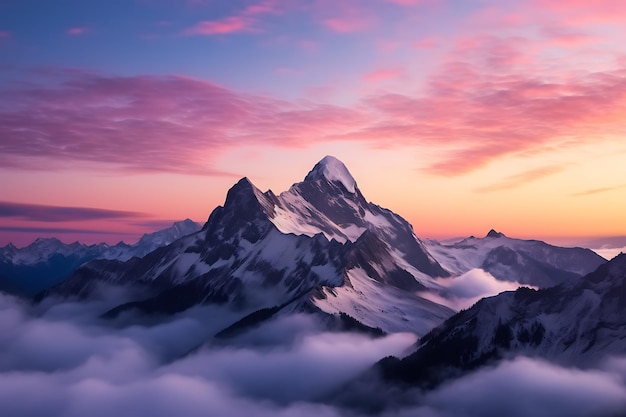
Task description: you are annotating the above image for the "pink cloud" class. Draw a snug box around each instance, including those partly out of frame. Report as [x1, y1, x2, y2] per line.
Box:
[3, 63, 626, 177]
[467, 7, 529, 30]
[185, 16, 250, 35]
[363, 68, 404, 83]
[7, 0, 626, 179]
[533, 0, 626, 23]
[0, 71, 366, 175]
[541, 25, 599, 46]
[355, 59, 626, 174]
[308, 0, 376, 33]
[184, 0, 280, 36]
[451, 35, 533, 69]
[386, 0, 429, 5]
[322, 16, 372, 33]
[66, 27, 87, 36]
[0, 31, 12, 39]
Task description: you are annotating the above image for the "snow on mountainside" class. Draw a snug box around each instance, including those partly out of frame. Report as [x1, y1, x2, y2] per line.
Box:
[270, 156, 448, 278]
[36, 157, 607, 337]
[47, 157, 453, 335]
[102, 218, 200, 261]
[0, 220, 200, 296]
[424, 230, 605, 288]
[379, 253, 626, 388]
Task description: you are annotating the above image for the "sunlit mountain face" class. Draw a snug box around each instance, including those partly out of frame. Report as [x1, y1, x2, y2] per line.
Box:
[1, 157, 624, 417]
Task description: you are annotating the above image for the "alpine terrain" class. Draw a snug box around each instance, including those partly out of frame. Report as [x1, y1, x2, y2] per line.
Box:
[41, 156, 605, 338]
[378, 253, 626, 388]
[0, 219, 200, 296]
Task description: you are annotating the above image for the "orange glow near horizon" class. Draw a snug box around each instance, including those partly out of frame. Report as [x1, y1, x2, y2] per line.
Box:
[2, 139, 625, 248]
[1, 1, 626, 248]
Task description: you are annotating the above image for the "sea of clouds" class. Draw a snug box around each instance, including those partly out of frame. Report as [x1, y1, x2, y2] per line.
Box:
[1, 290, 625, 417]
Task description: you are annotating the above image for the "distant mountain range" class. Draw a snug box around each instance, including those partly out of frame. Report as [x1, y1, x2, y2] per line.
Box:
[424, 230, 605, 287]
[0, 219, 199, 296]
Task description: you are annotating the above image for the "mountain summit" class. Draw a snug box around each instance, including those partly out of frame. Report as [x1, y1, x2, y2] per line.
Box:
[41, 156, 605, 336]
[304, 155, 357, 194]
[486, 229, 505, 238]
[47, 156, 453, 335]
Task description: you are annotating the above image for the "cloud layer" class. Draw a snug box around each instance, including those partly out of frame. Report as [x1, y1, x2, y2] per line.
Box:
[1, 291, 625, 417]
[3, 62, 626, 177]
[0, 293, 415, 417]
[420, 268, 527, 310]
[0, 201, 145, 222]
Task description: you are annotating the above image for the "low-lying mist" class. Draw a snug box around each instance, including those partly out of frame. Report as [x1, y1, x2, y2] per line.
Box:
[1, 291, 625, 417]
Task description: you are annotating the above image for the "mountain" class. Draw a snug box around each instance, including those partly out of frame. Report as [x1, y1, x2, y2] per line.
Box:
[378, 253, 626, 388]
[102, 218, 201, 261]
[424, 230, 606, 288]
[0, 219, 200, 296]
[47, 156, 454, 336]
[39, 156, 608, 337]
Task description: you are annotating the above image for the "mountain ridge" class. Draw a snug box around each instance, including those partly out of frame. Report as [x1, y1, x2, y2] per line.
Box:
[378, 253, 626, 388]
[43, 157, 455, 335]
[0, 219, 200, 296]
[15, 157, 610, 339]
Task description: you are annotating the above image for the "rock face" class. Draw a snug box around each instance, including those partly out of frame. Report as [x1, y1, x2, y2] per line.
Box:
[46, 157, 454, 335]
[379, 254, 626, 388]
[35, 156, 609, 337]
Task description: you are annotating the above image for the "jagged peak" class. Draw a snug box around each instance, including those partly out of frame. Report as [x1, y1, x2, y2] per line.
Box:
[224, 177, 260, 201]
[486, 229, 505, 238]
[304, 155, 357, 193]
[30, 237, 64, 247]
[233, 176, 255, 188]
[220, 176, 278, 221]
[171, 218, 200, 232]
[174, 218, 196, 226]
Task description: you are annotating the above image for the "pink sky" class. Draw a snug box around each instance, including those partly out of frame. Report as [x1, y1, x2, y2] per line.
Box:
[1, 0, 625, 247]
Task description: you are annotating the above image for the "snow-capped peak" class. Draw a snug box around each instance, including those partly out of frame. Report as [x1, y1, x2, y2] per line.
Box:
[305, 155, 357, 193]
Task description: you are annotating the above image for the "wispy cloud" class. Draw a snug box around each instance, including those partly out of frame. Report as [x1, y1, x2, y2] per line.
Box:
[0, 201, 146, 222]
[184, 0, 279, 36]
[386, 0, 428, 6]
[572, 184, 626, 196]
[0, 31, 11, 39]
[6, 2, 626, 178]
[322, 16, 372, 33]
[532, 0, 626, 24]
[541, 25, 598, 46]
[476, 166, 565, 192]
[363, 68, 404, 83]
[0, 225, 124, 235]
[66, 27, 87, 36]
[354, 40, 626, 174]
[185, 16, 251, 35]
[0, 71, 365, 175]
